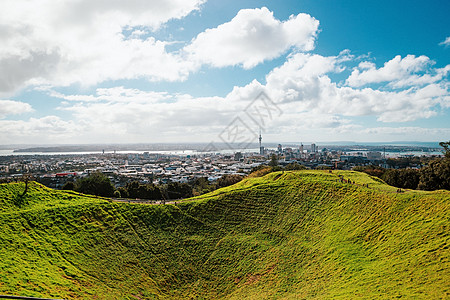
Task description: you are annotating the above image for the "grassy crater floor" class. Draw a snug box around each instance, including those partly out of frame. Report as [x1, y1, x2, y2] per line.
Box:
[0, 170, 448, 299]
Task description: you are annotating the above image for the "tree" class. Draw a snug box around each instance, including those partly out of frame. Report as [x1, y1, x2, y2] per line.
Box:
[269, 154, 278, 168]
[14, 174, 33, 207]
[125, 181, 141, 199]
[284, 162, 306, 171]
[439, 141, 450, 158]
[418, 158, 450, 191]
[192, 177, 214, 196]
[216, 174, 243, 189]
[248, 166, 273, 178]
[20, 173, 32, 197]
[400, 169, 421, 189]
[416, 141, 450, 191]
[166, 182, 192, 199]
[62, 181, 75, 190]
[125, 181, 162, 200]
[117, 187, 129, 198]
[381, 169, 420, 189]
[353, 165, 386, 178]
[147, 184, 162, 200]
[74, 172, 115, 197]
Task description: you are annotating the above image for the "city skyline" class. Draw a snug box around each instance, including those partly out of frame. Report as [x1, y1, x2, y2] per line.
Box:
[0, 0, 449, 145]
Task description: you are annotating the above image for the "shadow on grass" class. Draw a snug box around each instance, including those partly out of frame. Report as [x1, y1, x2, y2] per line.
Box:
[12, 193, 28, 207]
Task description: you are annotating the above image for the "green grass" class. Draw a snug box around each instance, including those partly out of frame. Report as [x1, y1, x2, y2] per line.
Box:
[0, 171, 448, 299]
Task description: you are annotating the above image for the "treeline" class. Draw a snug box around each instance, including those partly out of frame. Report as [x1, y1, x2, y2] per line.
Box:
[354, 141, 450, 191]
[62, 172, 243, 200]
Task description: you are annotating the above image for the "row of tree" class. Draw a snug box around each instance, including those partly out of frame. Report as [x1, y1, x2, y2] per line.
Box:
[62, 172, 244, 200]
[354, 141, 450, 190]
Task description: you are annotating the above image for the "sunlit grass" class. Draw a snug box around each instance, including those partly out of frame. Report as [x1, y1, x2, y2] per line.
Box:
[0, 171, 448, 299]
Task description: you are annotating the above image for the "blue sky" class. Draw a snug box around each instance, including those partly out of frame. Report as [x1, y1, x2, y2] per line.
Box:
[0, 0, 449, 146]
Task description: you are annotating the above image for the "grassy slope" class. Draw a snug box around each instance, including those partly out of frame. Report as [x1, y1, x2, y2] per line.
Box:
[0, 171, 448, 299]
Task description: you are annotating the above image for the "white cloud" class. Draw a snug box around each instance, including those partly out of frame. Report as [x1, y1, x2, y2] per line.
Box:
[0, 4, 321, 96]
[0, 116, 78, 143]
[0, 100, 33, 118]
[51, 86, 172, 103]
[184, 7, 319, 69]
[49, 86, 356, 144]
[346, 55, 435, 87]
[1, 2, 447, 145]
[391, 65, 450, 88]
[232, 52, 449, 123]
[51, 87, 234, 143]
[0, 0, 205, 95]
[439, 37, 450, 47]
[7, 50, 449, 144]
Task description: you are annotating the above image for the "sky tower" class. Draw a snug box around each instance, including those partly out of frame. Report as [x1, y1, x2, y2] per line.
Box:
[259, 129, 264, 155]
[259, 130, 262, 148]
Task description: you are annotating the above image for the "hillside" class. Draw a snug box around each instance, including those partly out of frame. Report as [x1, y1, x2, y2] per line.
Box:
[0, 171, 448, 299]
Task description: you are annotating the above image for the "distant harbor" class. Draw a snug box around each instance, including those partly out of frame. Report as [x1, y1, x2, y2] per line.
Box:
[0, 142, 443, 158]
[0, 148, 260, 157]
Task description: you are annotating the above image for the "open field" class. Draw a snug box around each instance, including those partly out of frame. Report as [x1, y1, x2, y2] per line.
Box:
[0, 170, 448, 299]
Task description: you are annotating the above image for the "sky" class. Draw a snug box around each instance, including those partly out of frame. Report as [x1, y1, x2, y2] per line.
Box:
[0, 0, 449, 147]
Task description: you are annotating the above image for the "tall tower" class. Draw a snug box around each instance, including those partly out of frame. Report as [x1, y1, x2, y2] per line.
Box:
[259, 129, 262, 149]
[259, 129, 264, 155]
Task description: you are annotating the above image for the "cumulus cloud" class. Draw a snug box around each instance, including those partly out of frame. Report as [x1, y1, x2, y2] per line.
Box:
[0, 4, 321, 96]
[184, 7, 319, 69]
[6, 49, 448, 143]
[0, 50, 62, 95]
[35, 49, 448, 144]
[0, 0, 205, 95]
[231, 52, 449, 123]
[346, 55, 436, 87]
[0, 100, 33, 118]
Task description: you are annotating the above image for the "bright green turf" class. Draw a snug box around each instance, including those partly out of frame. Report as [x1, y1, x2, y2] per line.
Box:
[0, 170, 448, 299]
